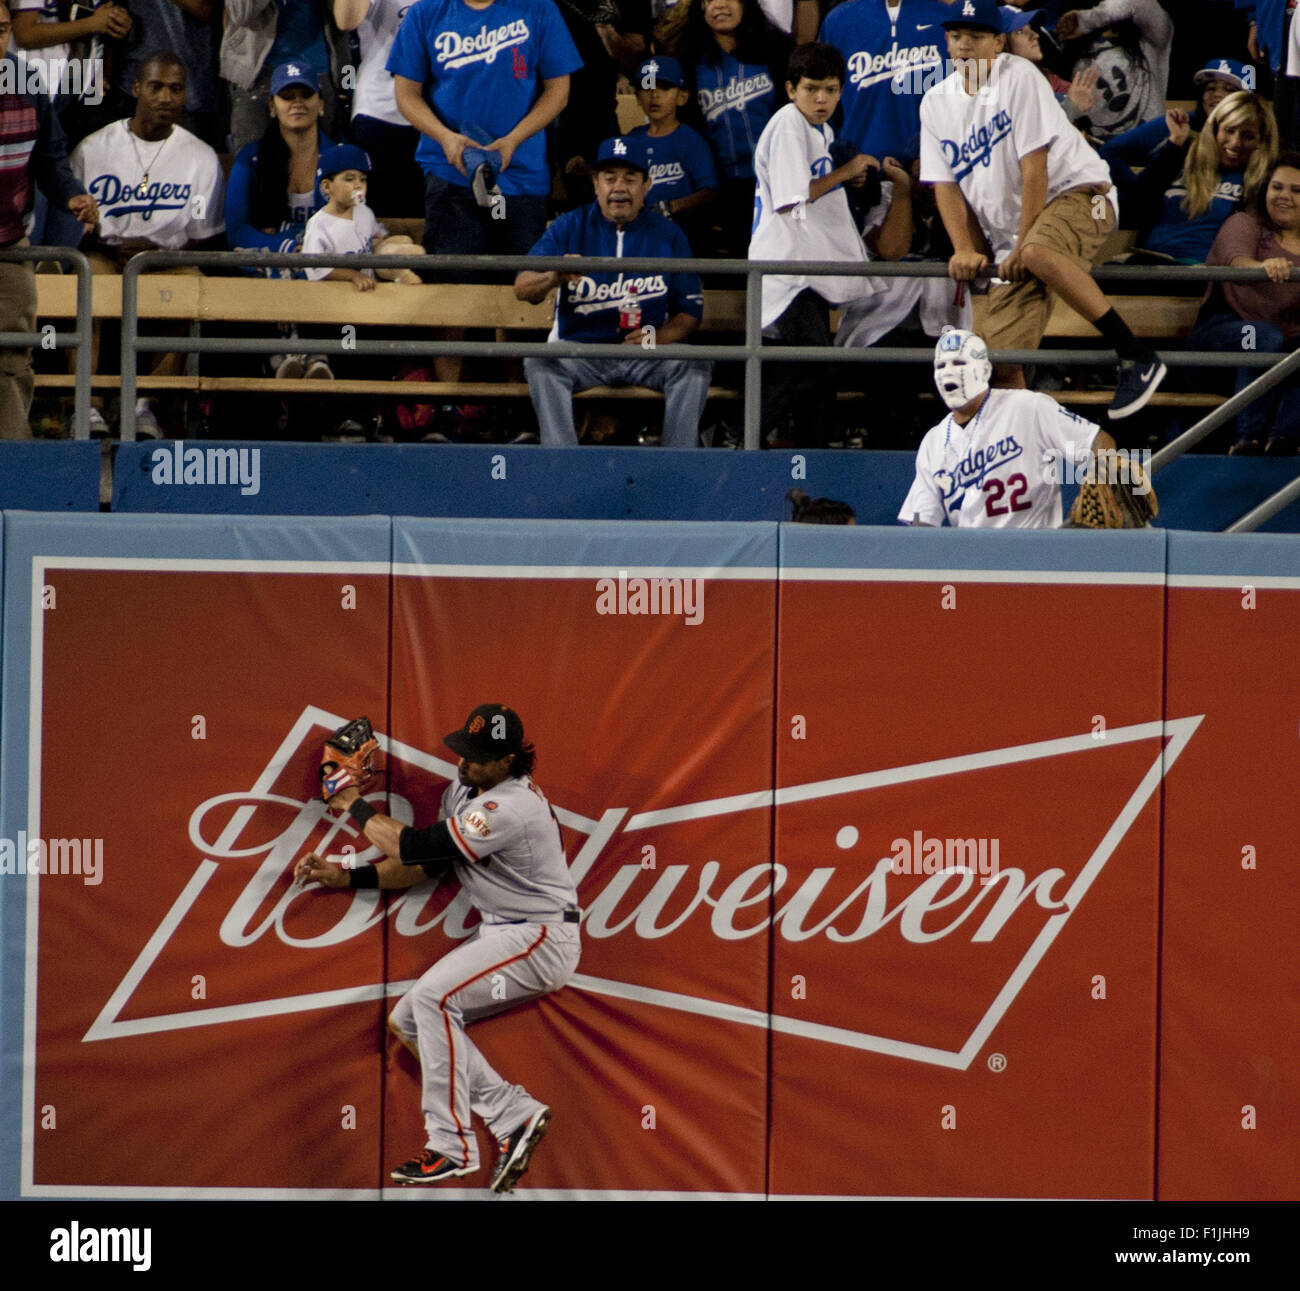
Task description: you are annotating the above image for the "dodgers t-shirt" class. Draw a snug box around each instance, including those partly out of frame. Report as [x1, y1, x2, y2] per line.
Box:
[919, 53, 1116, 262]
[627, 122, 719, 207]
[387, 0, 582, 196]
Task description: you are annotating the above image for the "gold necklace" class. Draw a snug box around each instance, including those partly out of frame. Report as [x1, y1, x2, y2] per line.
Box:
[126, 121, 171, 186]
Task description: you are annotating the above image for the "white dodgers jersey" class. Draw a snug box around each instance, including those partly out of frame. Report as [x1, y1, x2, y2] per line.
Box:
[899, 389, 1101, 528]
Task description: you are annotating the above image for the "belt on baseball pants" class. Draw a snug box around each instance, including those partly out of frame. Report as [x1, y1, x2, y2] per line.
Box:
[495, 909, 581, 925]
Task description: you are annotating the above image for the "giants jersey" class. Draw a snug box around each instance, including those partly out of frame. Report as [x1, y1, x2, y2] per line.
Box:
[898, 389, 1100, 528]
[436, 775, 577, 922]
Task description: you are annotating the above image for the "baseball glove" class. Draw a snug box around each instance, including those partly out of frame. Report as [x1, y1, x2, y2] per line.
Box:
[319, 716, 380, 802]
[1068, 450, 1159, 529]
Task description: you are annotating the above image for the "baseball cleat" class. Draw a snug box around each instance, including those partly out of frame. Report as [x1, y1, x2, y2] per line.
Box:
[490, 1107, 551, 1194]
[390, 1149, 476, 1184]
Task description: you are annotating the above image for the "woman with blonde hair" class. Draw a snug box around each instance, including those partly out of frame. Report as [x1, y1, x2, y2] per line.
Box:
[1117, 91, 1279, 266]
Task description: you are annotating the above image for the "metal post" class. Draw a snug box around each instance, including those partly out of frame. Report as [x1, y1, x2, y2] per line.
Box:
[120, 256, 141, 441]
[70, 249, 93, 441]
[1226, 474, 1300, 532]
[744, 265, 763, 451]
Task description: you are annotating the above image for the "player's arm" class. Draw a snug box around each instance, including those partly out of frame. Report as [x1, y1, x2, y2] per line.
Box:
[295, 851, 425, 889]
[1000, 146, 1049, 282]
[933, 182, 991, 280]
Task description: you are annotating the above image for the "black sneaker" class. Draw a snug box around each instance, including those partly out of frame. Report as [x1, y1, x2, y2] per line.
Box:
[389, 1149, 475, 1185]
[489, 1107, 551, 1194]
[1109, 357, 1167, 420]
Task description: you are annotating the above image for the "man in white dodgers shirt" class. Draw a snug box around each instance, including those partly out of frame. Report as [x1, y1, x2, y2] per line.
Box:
[919, 0, 1165, 420]
[900, 327, 1124, 528]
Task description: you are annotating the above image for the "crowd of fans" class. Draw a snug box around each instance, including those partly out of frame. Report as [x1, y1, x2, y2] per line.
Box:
[5, 0, 1300, 454]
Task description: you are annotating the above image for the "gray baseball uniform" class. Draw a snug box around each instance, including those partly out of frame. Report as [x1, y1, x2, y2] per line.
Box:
[387, 774, 580, 1171]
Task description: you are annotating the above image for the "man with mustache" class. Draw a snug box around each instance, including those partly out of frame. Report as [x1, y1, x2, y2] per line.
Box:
[515, 134, 712, 447]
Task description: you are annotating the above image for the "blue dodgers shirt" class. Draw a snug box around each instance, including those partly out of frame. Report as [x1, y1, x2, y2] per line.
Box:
[1146, 170, 1246, 262]
[386, 0, 581, 196]
[626, 122, 719, 206]
[820, 0, 949, 161]
[692, 50, 777, 181]
[527, 203, 704, 343]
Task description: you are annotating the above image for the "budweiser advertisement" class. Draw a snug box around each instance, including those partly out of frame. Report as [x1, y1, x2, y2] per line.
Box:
[1158, 534, 1300, 1201]
[2, 516, 1294, 1200]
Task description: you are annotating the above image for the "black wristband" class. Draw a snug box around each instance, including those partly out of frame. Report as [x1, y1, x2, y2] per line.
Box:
[349, 798, 378, 828]
[348, 866, 379, 889]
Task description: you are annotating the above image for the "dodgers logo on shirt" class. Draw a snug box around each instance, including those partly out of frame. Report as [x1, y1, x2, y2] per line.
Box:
[434, 21, 530, 70]
[88, 174, 193, 221]
[698, 72, 773, 123]
[648, 161, 685, 188]
[568, 272, 668, 315]
[941, 109, 1014, 181]
[847, 43, 942, 91]
[948, 436, 1024, 494]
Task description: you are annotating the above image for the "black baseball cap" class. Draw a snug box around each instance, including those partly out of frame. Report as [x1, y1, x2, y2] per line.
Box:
[444, 704, 525, 762]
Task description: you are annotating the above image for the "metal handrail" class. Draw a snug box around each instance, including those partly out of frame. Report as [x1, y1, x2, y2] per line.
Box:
[108, 250, 1300, 507]
[0, 245, 93, 439]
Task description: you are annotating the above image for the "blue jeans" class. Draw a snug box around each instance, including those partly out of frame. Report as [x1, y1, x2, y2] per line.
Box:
[1185, 313, 1300, 445]
[524, 353, 712, 447]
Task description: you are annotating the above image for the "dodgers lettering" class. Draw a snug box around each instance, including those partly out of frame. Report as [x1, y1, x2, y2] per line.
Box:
[941, 109, 1013, 177]
[567, 272, 667, 304]
[847, 43, 941, 88]
[434, 20, 530, 68]
[698, 72, 773, 122]
[947, 436, 1023, 493]
[89, 174, 193, 218]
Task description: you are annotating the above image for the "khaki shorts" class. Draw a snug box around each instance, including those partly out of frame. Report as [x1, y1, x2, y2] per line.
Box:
[982, 187, 1116, 353]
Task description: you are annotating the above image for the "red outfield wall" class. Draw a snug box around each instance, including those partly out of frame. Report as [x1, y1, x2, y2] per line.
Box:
[1, 516, 1295, 1200]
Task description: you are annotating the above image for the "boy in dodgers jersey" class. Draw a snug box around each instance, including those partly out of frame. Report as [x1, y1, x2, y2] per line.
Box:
[627, 56, 719, 252]
[900, 327, 1119, 528]
[919, 0, 1164, 420]
[751, 40, 882, 444]
[295, 704, 580, 1193]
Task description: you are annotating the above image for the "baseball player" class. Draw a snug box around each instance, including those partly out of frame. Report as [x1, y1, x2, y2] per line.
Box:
[294, 704, 581, 1191]
[899, 327, 1118, 528]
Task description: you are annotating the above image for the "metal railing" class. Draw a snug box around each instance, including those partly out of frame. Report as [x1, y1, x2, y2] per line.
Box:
[0, 245, 93, 440]
[5, 244, 1298, 528]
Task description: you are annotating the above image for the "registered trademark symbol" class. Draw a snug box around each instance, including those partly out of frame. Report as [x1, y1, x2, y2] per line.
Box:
[987, 1053, 1007, 1072]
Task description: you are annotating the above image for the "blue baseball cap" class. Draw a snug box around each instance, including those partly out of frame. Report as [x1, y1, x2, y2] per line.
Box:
[1193, 58, 1251, 91]
[999, 6, 1043, 33]
[270, 62, 319, 97]
[594, 135, 649, 176]
[636, 55, 687, 90]
[317, 144, 371, 182]
[942, 0, 1003, 32]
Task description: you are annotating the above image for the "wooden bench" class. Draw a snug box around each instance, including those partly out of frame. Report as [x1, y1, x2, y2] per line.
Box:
[30, 274, 1223, 411]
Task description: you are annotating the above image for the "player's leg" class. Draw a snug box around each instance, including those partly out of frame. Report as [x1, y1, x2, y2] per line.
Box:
[457, 922, 580, 1192]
